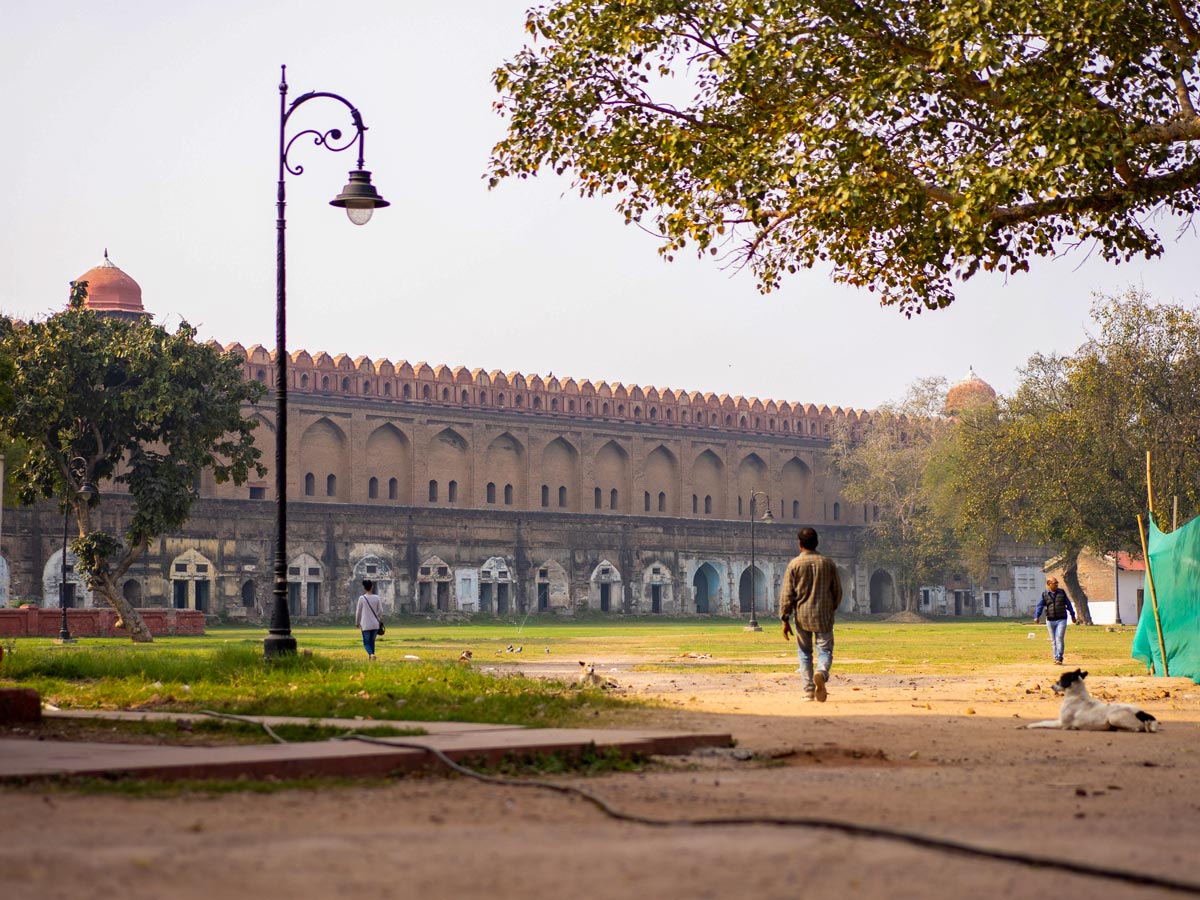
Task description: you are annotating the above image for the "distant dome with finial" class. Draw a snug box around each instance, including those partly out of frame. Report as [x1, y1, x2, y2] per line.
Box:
[945, 366, 997, 415]
[73, 250, 146, 321]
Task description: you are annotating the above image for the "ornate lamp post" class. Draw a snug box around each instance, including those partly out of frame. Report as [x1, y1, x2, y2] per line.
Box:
[746, 488, 774, 632]
[266, 66, 389, 659]
[58, 456, 96, 644]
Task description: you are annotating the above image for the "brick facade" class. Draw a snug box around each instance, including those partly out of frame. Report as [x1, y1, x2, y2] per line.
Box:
[0, 318, 1047, 620]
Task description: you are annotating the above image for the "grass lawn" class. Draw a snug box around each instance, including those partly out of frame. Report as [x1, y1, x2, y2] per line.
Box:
[1, 617, 1148, 728]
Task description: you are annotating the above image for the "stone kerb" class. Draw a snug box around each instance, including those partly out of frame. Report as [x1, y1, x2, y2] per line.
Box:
[0, 608, 205, 637]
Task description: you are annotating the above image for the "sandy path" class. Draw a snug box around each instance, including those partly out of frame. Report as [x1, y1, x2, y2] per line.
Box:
[3, 661, 1197, 900]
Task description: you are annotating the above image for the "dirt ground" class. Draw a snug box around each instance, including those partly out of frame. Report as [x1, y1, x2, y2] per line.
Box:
[3, 655, 1199, 900]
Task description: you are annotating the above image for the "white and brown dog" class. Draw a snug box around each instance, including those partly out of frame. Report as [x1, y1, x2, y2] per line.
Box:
[578, 661, 618, 689]
[1024, 669, 1159, 732]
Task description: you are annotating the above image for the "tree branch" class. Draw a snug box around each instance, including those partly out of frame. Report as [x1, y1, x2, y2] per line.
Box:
[1167, 0, 1200, 47]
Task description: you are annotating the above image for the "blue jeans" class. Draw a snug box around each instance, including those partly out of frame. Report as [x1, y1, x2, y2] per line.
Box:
[361, 628, 379, 658]
[795, 629, 835, 694]
[1045, 618, 1067, 662]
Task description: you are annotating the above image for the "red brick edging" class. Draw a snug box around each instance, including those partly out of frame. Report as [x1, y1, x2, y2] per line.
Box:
[0, 607, 206, 638]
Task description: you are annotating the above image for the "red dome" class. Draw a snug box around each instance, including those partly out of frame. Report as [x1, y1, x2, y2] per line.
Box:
[945, 367, 997, 415]
[74, 251, 144, 317]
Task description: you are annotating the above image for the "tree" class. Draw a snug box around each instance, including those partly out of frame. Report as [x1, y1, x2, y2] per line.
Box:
[0, 284, 265, 641]
[831, 378, 958, 611]
[489, 1, 1200, 314]
[946, 289, 1200, 621]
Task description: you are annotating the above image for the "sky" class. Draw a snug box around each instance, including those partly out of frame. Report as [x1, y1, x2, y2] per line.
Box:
[3, 1, 1198, 412]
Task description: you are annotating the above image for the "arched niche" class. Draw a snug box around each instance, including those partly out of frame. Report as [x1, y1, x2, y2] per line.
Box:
[588, 559, 622, 613]
[364, 424, 412, 504]
[353, 555, 395, 612]
[298, 418, 349, 502]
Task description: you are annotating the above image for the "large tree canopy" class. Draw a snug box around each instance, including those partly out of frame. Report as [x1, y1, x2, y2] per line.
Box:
[946, 290, 1200, 620]
[831, 378, 958, 610]
[489, 0, 1200, 313]
[0, 285, 265, 640]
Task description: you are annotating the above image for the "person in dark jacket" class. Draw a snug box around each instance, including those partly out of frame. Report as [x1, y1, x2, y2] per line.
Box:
[1033, 576, 1078, 665]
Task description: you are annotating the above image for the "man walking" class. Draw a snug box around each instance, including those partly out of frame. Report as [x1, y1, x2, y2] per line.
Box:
[780, 527, 843, 702]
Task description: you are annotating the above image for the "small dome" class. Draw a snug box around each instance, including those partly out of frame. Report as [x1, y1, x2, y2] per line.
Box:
[945, 366, 997, 415]
[74, 251, 145, 319]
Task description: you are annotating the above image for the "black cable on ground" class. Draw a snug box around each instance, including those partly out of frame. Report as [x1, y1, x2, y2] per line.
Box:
[345, 735, 1200, 897]
[197, 713, 1199, 896]
[197, 710, 287, 744]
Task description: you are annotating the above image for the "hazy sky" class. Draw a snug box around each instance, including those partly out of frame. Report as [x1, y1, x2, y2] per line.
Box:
[3, 1, 1197, 411]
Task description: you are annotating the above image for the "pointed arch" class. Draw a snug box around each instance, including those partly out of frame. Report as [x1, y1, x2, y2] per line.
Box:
[417, 555, 454, 611]
[167, 548, 216, 613]
[736, 452, 768, 516]
[42, 549, 93, 608]
[640, 560, 674, 614]
[692, 449, 725, 518]
[692, 562, 721, 615]
[485, 432, 526, 507]
[364, 423, 412, 503]
[644, 444, 679, 516]
[298, 417, 349, 502]
[287, 552, 324, 617]
[594, 440, 630, 514]
[588, 559, 623, 613]
[542, 437, 580, 512]
[428, 427, 471, 506]
[870, 569, 895, 614]
[353, 555, 395, 612]
[738, 564, 768, 614]
[534, 559, 570, 611]
[781, 457, 813, 521]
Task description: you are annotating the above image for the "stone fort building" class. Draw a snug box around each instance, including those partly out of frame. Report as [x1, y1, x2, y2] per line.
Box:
[0, 256, 1048, 620]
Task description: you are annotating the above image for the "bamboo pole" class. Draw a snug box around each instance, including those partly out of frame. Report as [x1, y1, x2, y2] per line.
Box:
[1136, 514, 1169, 677]
[1146, 451, 1155, 519]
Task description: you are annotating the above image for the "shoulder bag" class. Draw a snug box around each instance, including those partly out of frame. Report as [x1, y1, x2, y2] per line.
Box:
[363, 594, 385, 635]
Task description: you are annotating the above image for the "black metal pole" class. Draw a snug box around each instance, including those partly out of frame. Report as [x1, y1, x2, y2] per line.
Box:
[265, 65, 296, 658]
[747, 491, 761, 631]
[262, 67, 385, 658]
[58, 491, 73, 642]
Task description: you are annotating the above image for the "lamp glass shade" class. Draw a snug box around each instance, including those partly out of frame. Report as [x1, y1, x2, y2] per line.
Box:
[330, 169, 389, 226]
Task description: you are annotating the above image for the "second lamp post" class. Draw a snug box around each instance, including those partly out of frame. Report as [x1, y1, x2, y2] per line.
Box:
[266, 66, 390, 659]
[746, 488, 774, 631]
[59, 456, 96, 644]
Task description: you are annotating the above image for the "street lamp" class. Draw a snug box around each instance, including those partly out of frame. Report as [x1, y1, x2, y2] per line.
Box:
[58, 456, 96, 644]
[266, 65, 389, 659]
[746, 488, 774, 632]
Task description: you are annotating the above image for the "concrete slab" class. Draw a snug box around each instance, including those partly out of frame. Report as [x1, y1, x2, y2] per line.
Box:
[0, 711, 732, 783]
[43, 707, 522, 737]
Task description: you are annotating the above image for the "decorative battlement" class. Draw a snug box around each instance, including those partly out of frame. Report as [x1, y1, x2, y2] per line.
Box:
[217, 342, 873, 439]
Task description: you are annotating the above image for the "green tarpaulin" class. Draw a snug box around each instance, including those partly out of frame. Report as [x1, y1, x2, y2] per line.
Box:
[1133, 515, 1200, 683]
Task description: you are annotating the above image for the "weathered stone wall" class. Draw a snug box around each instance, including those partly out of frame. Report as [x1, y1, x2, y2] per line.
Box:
[0, 348, 1038, 621]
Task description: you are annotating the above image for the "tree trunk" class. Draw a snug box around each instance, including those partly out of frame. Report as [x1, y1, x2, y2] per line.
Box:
[74, 505, 154, 642]
[92, 575, 154, 642]
[1060, 548, 1094, 626]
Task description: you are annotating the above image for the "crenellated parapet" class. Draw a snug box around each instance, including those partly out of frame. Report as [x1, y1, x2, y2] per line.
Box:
[226, 343, 870, 440]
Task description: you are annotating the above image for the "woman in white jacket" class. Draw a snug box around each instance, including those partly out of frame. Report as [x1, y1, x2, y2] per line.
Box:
[354, 579, 384, 660]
